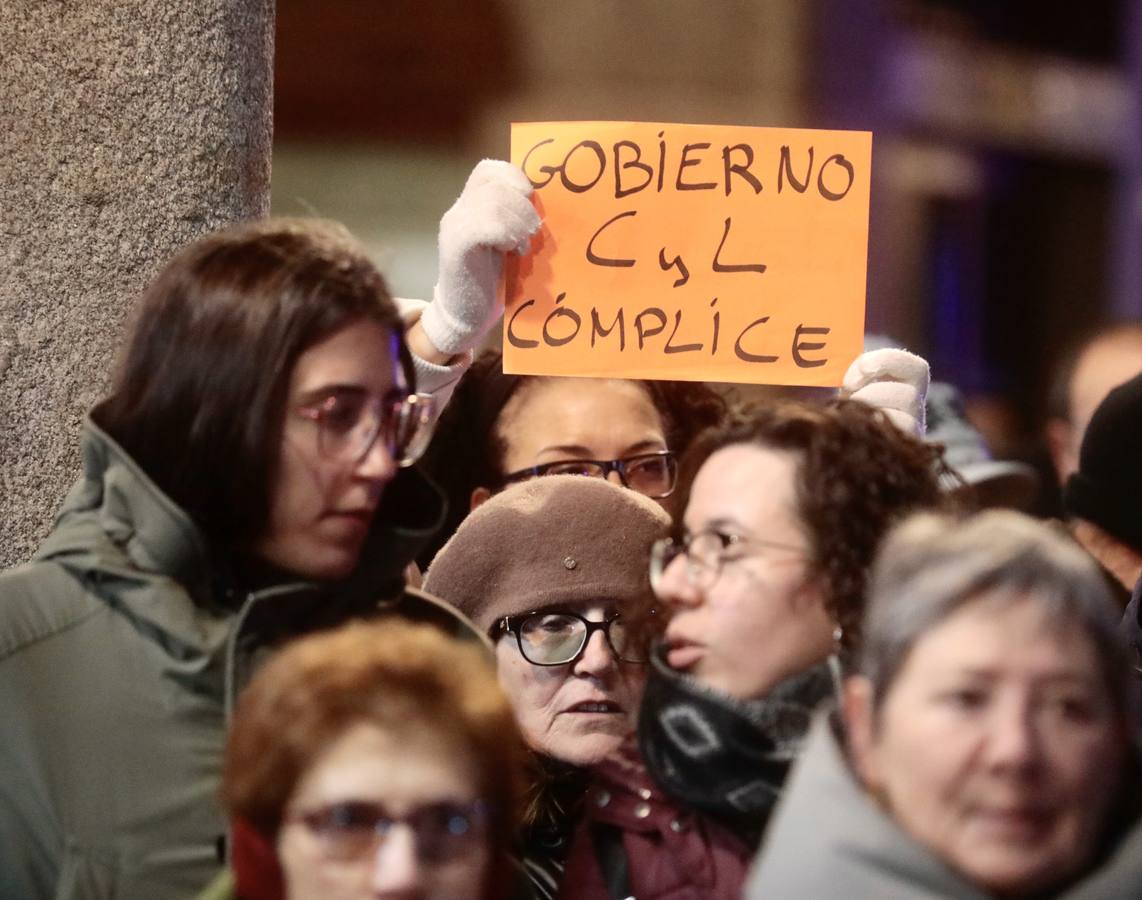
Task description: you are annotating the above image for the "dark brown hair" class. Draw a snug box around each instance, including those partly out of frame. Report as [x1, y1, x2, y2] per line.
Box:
[669, 398, 952, 649]
[416, 348, 728, 566]
[223, 619, 524, 899]
[96, 218, 409, 552]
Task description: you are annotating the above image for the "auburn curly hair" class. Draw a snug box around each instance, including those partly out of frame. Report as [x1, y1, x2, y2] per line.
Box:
[668, 398, 954, 650]
[222, 619, 525, 899]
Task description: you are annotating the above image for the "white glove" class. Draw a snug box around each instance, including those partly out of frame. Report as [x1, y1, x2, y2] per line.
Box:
[419, 160, 541, 357]
[843, 348, 930, 436]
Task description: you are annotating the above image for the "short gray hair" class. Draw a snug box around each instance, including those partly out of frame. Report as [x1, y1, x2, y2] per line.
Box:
[859, 510, 1132, 719]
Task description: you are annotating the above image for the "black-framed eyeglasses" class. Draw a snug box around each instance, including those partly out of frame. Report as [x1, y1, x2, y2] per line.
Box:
[494, 610, 646, 666]
[501, 450, 677, 499]
[295, 389, 435, 468]
[288, 799, 488, 864]
[649, 529, 806, 592]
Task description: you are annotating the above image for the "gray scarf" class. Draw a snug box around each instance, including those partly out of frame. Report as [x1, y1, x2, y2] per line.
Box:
[637, 644, 836, 841]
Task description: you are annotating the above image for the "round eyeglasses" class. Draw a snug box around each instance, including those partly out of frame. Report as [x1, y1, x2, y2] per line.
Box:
[289, 799, 488, 864]
[501, 450, 677, 499]
[649, 530, 806, 592]
[495, 610, 646, 666]
[295, 390, 436, 468]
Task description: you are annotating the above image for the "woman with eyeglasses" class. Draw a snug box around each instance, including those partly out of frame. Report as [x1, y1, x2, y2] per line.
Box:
[748, 511, 1142, 899]
[423, 475, 671, 899]
[0, 217, 515, 899]
[558, 398, 951, 899]
[214, 618, 525, 900]
[412, 347, 728, 568]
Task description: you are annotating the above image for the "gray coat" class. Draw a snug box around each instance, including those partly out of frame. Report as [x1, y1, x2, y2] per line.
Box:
[745, 714, 1142, 899]
[0, 418, 472, 900]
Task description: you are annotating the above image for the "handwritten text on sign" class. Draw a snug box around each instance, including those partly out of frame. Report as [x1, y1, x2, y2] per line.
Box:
[502, 121, 872, 386]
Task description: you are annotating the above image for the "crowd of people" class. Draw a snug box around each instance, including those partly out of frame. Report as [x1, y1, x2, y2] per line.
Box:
[1, 160, 1140, 900]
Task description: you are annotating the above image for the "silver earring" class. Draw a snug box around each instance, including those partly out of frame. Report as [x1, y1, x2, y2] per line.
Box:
[828, 624, 845, 699]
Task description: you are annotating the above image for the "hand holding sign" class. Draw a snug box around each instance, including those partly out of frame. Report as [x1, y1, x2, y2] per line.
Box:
[503, 121, 873, 387]
[421, 160, 542, 357]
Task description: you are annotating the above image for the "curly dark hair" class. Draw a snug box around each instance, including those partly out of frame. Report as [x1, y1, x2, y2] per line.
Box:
[668, 398, 954, 650]
[416, 349, 728, 567]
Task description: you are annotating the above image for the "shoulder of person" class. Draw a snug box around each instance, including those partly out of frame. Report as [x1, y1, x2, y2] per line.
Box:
[379, 584, 492, 651]
[0, 560, 104, 662]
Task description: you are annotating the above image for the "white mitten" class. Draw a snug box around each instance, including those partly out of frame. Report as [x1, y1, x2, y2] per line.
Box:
[843, 348, 930, 436]
[419, 160, 541, 356]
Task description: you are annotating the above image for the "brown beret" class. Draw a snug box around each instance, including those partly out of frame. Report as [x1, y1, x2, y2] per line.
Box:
[423, 475, 672, 633]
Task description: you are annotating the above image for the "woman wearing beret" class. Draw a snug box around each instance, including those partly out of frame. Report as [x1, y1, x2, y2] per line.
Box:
[748, 511, 1142, 899]
[559, 397, 950, 899]
[424, 475, 671, 899]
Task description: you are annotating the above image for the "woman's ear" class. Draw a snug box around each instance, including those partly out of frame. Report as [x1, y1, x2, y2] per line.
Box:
[842, 675, 881, 789]
[470, 486, 493, 511]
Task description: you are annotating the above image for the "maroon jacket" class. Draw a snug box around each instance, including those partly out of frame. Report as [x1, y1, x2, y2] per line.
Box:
[557, 739, 752, 900]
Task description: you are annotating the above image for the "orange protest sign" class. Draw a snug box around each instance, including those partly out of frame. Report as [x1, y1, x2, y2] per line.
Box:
[503, 121, 872, 386]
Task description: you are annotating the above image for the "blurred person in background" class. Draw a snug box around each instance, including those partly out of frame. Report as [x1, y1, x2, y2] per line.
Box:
[748, 510, 1142, 899]
[1061, 373, 1142, 667]
[0, 215, 499, 899]
[925, 380, 1040, 511]
[211, 619, 523, 900]
[423, 476, 671, 899]
[558, 395, 949, 899]
[1045, 321, 1142, 488]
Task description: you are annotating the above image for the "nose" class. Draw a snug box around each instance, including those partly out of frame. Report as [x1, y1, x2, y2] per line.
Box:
[356, 433, 398, 486]
[370, 824, 422, 897]
[654, 553, 703, 610]
[605, 468, 625, 489]
[573, 626, 618, 678]
[984, 703, 1043, 776]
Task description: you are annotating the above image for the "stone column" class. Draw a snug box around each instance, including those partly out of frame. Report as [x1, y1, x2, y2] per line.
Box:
[1, 1, 273, 567]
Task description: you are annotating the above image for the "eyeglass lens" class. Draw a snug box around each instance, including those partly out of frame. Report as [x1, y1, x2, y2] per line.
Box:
[311, 393, 433, 467]
[650, 534, 722, 591]
[527, 453, 675, 498]
[301, 800, 484, 863]
[517, 613, 641, 665]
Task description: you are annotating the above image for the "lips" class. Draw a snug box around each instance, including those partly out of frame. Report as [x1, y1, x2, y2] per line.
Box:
[972, 806, 1052, 838]
[565, 700, 623, 714]
[664, 631, 705, 671]
[321, 508, 376, 541]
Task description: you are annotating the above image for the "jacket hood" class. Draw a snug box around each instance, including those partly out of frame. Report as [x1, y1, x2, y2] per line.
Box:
[746, 713, 1142, 900]
[35, 416, 216, 600]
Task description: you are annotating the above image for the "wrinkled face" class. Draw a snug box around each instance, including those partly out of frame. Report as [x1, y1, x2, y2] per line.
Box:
[848, 594, 1125, 897]
[256, 320, 402, 580]
[494, 603, 646, 766]
[479, 377, 669, 506]
[654, 443, 832, 700]
[278, 722, 490, 900]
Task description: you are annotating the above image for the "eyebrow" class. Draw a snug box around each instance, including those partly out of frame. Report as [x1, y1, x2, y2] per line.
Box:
[939, 667, 1100, 686]
[293, 383, 405, 406]
[535, 439, 667, 459]
[693, 516, 751, 536]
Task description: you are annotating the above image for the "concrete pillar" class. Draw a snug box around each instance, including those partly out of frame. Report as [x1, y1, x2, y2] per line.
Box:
[1, 1, 273, 567]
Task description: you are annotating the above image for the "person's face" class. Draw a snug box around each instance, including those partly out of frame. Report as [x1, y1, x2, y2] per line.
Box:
[474, 377, 669, 508]
[846, 594, 1125, 897]
[256, 320, 402, 580]
[1049, 332, 1142, 483]
[654, 443, 832, 700]
[277, 721, 490, 900]
[494, 603, 646, 766]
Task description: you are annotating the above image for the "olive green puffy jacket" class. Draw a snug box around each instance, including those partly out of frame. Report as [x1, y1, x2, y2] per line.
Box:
[0, 418, 475, 899]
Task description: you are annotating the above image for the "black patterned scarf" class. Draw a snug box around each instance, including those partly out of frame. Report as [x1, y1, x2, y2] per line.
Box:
[637, 644, 835, 843]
